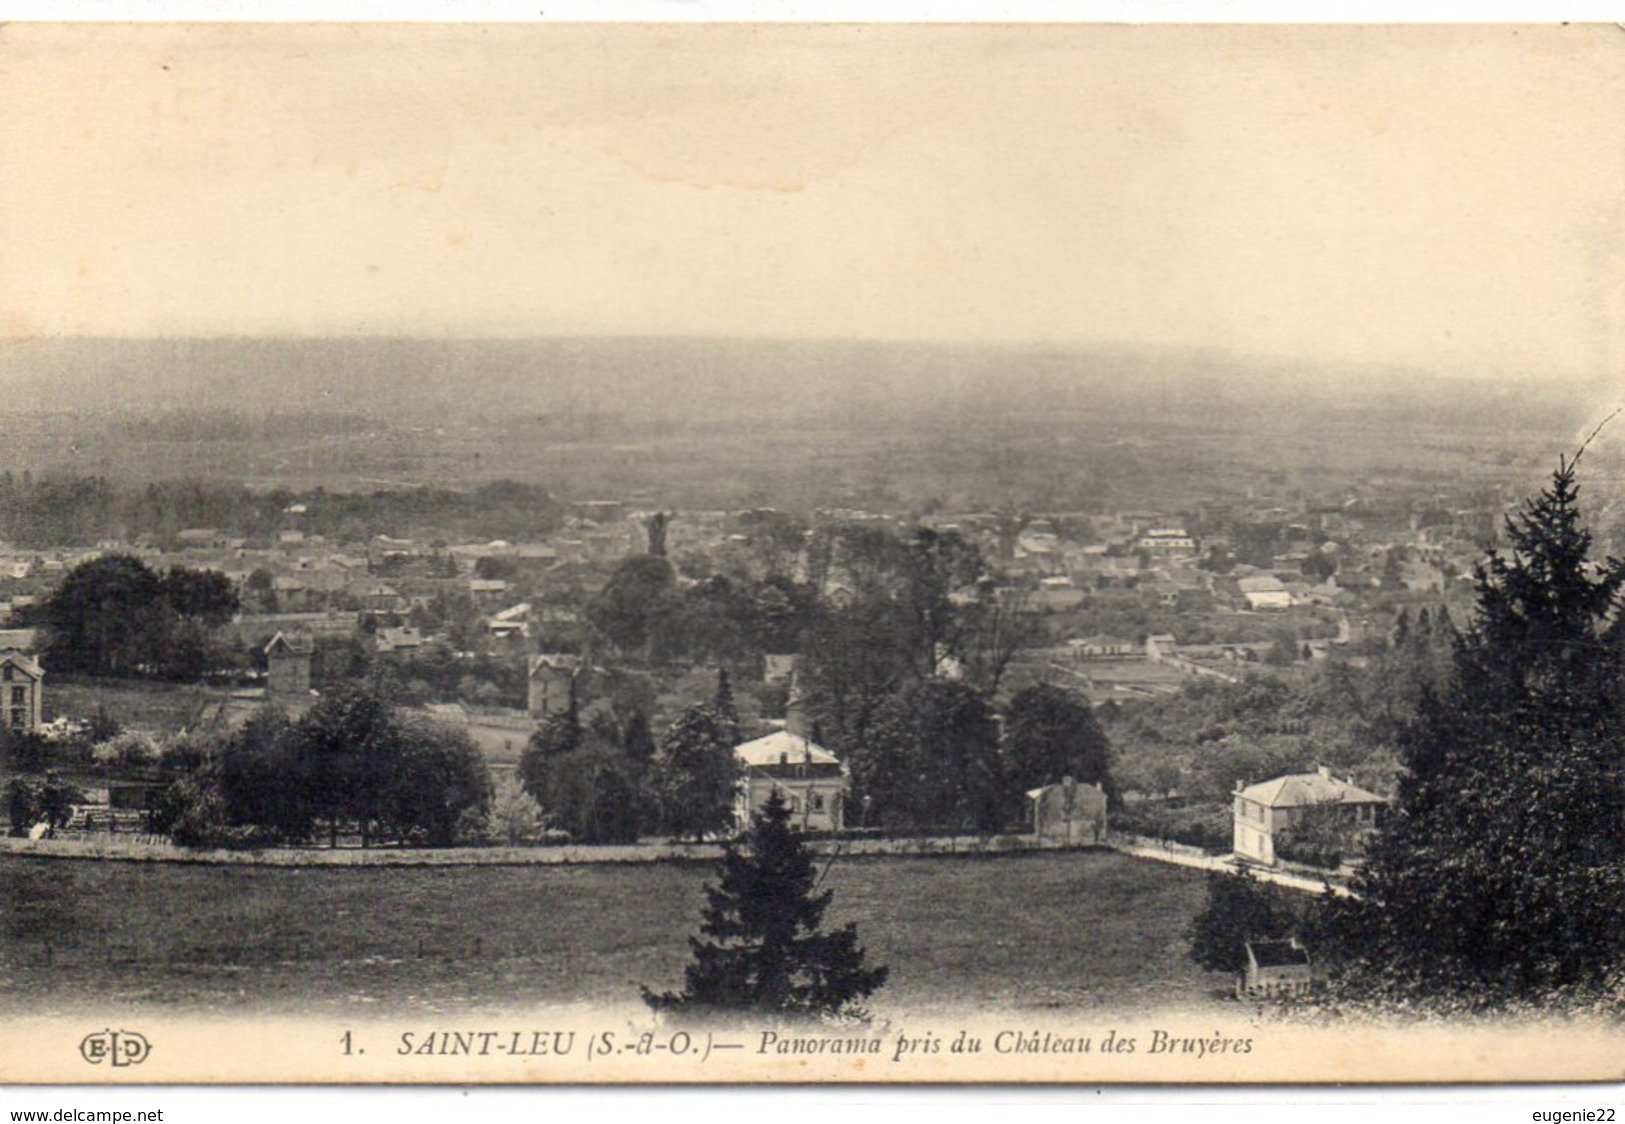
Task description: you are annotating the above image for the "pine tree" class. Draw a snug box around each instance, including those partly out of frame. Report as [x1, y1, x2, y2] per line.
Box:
[1392, 606, 1410, 648]
[621, 709, 656, 767]
[1345, 457, 1625, 1005]
[711, 667, 740, 746]
[642, 790, 888, 1020]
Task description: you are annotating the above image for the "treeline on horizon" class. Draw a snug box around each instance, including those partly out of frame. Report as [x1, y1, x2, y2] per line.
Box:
[0, 471, 566, 548]
[119, 408, 380, 442]
[0, 335, 1593, 434]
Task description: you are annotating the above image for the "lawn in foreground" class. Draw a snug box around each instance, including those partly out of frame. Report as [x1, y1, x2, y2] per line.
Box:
[0, 849, 1221, 1016]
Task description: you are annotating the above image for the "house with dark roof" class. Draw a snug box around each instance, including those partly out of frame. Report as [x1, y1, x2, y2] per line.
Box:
[1237, 938, 1314, 999]
[1232, 766, 1388, 866]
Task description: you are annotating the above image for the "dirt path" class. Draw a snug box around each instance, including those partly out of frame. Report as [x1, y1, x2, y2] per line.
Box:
[1108, 836, 1357, 897]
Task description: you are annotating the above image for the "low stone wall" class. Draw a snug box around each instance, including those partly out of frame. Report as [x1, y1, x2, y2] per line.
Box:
[0, 831, 1103, 868]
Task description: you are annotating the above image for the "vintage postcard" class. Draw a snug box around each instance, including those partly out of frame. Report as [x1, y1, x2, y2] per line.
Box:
[0, 20, 1623, 1088]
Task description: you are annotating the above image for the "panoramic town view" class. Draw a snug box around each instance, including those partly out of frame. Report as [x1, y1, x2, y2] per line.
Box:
[1, 341, 1619, 1031]
[1, 22, 1621, 1083]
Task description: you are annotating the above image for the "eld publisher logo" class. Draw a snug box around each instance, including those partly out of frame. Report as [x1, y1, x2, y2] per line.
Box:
[79, 1030, 152, 1068]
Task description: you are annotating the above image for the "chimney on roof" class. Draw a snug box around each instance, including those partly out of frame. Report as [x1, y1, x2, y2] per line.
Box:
[1317, 765, 1332, 780]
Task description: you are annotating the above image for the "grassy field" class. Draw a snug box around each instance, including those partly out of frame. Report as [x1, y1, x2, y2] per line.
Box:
[461, 718, 533, 765]
[44, 677, 225, 733]
[0, 850, 1223, 1017]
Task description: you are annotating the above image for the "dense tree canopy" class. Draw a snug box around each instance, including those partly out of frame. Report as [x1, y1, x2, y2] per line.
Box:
[588, 554, 678, 656]
[799, 593, 917, 752]
[650, 704, 740, 842]
[519, 690, 646, 844]
[1188, 867, 1301, 975]
[5, 772, 83, 837]
[539, 747, 642, 844]
[1343, 459, 1625, 1006]
[852, 679, 1003, 832]
[217, 706, 311, 842]
[1002, 683, 1113, 808]
[299, 685, 400, 847]
[43, 555, 165, 676]
[382, 714, 494, 847]
[163, 687, 492, 849]
[42, 554, 239, 679]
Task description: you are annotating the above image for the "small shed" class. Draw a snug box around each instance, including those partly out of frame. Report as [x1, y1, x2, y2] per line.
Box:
[1237, 938, 1313, 1000]
[1026, 777, 1108, 844]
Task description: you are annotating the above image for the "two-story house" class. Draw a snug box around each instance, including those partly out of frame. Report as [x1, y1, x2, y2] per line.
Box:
[1233, 766, 1388, 866]
[0, 650, 43, 731]
[733, 729, 847, 834]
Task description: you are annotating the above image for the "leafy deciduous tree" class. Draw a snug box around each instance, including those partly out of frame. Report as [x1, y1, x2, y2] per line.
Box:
[42, 554, 165, 676]
[1189, 866, 1299, 975]
[42, 554, 240, 679]
[381, 715, 493, 847]
[852, 680, 1003, 832]
[203, 688, 492, 850]
[541, 746, 643, 843]
[588, 554, 677, 656]
[1002, 683, 1113, 810]
[489, 772, 543, 845]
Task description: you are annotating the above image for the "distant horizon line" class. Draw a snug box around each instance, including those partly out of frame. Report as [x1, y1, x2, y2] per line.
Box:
[2, 331, 1594, 386]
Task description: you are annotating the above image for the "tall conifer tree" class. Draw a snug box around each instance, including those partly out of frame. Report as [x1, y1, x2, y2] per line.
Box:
[643, 790, 887, 1019]
[1346, 458, 1625, 1004]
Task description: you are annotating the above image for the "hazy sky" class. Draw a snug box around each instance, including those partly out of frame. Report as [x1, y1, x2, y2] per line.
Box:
[3, 23, 1621, 380]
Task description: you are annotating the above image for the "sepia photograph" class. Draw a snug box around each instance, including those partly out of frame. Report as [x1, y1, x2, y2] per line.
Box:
[0, 18, 1622, 1088]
